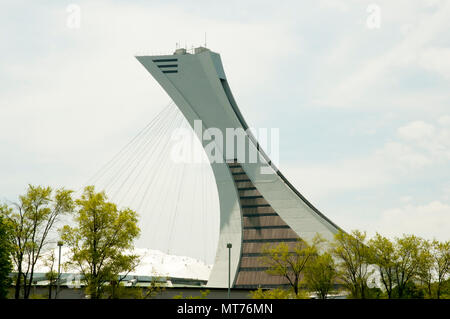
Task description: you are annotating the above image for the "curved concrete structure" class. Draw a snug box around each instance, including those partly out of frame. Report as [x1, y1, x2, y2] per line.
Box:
[137, 47, 341, 288]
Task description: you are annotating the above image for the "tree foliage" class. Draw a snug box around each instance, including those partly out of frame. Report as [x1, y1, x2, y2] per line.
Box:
[61, 186, 140, 299]
[430, 240, 450, 299]
[0, 215, 14, 299]
[393, 235, 428, 298]
[368, 233, 435, 299]
[259, 236, 323, 296]
[330, 230, 373, 299]
[2, 182, 449, 300]
[303, 252, 338, 299]
[368, 233, 397, 298]
[0, 185, 73, 299]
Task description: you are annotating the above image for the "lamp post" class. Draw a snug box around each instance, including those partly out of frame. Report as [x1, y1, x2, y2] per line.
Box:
[227, 243, 232, 299]
[56, 241, 63, 299]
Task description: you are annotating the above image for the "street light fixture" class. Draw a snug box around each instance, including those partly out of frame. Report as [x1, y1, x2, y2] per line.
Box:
[56, 241, 63, 299]
[227, 243, 232, 299]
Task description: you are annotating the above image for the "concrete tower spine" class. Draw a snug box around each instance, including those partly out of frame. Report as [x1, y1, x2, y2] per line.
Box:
[137, 47, 341, 289]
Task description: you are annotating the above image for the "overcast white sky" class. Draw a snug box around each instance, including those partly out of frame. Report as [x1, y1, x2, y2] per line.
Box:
[1, 0, 449, 264]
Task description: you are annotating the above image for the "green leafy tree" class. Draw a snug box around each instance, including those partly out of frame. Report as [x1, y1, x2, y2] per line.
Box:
[369, 234, 439, 299]
[416, 239, 434, 298]
[421, 240, 450, 299]
[259, 236, 323, 296]
[61, 186, 140, 299]
[432, 240, 449, 299]
[0, 185, 74, 299]
[392, 235, 427, 299]
[0, 215, 14, 299]
[330, 230, 373, 299]
[304, 252, 338, 299]
[368, 233, 397, 298]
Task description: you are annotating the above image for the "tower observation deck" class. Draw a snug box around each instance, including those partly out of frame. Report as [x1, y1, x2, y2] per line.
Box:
[137, 47, 341, 289]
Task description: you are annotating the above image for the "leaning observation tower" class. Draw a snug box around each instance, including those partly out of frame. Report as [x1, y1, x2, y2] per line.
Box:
[137, 47, 341, 289]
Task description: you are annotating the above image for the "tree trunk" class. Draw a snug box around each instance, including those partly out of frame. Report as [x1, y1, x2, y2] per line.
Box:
[14, 268, 21, 299]
[398, 285, 403, 299]
[293, 277, 298, 296]
[25, 262, 37, 299]
[48, 282, 52, 299]
[24, 277, 31, 299]
[22, 273, 28, 299]
[360, 282, 366, 299]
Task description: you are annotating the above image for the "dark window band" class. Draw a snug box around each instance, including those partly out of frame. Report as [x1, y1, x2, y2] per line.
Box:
[240, 195, 263, 199]
[153, 58, 178, 62]
[243, 238, 299, 243]
[237, 187, 256, 191]
[243, 213, 278, 217]
[243, 225, 290, 230]
[157, 64, 178, 68]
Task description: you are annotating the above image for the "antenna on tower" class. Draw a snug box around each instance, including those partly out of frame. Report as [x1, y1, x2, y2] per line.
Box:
[204, 32, 207, 47]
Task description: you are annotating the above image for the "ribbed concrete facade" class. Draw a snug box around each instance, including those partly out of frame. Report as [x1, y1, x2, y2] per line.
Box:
[229, 161, 300, 289]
